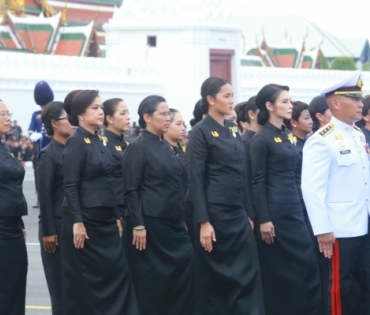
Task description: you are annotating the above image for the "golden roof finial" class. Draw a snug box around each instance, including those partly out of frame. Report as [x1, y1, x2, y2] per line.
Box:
[0, 0, 26, 17]
[61, 0, 68, 24]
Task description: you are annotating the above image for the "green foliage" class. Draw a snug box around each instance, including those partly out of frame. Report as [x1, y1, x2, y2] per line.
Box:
[330, 57, 357, 71]
[362, 62, 370, 71]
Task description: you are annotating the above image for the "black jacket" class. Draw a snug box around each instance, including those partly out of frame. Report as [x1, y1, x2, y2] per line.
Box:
[250, 122, 300, 224]
[0, 142, 27, 217]
[294, 135, 306, 207]
[241, 129, 256, 220]
[62, 127, 119, 223]
[122, 130, 187, 227]
[187, 115, 249, 223]
[37, 138, 65, 236]
[104, 129, 128, 210]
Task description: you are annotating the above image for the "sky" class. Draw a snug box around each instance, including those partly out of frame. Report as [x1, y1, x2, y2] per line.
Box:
[228, 0, 370, 39]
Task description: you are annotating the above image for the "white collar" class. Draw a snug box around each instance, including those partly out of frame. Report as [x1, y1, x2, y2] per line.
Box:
[331, 116, 354, 134]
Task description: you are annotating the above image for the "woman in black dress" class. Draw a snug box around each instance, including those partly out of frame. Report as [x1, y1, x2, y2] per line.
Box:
[187, 77, 264, 315]
[164, 108, 186, 162]
[37, 101, 75, 315]
[184, 100, 206, 246]
[102, 98, 130, 224]
[0, 100, 28, 315]
[122, 95, 194, 315]
[283, 101, 313, 226]
[61, 90, 139, 315]
[239, 96, 261, 225]
[250, 84, 321, 315]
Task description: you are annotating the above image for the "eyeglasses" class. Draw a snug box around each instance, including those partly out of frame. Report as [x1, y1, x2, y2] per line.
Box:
[0, 111, 12, 118]
[156, 111, 173, 118]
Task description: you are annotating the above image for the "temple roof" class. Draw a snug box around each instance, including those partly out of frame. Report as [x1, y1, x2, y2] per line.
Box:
[4, 0, 122, 46]
[1, 11, 99, 56]
[237, 15, 356, 60]
[54, 21, 94, 56]
[8, 11, 61, 53]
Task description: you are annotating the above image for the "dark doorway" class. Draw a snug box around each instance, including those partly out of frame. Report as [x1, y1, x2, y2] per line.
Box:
[210, 49, 234, 83]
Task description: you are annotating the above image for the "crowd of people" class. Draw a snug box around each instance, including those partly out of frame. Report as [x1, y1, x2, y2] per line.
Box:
[0, 71, 370, 315]
[1, 120, 34, 163]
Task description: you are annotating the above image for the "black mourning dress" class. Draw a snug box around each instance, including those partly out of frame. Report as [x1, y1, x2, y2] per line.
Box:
[61, 126, 139, 315]
[241, 129, 257, 222]
[0, 142, 28, 315]
[104, 129, 128, 223]
[37, 139, 65, 315]
[250, 122, 322, 315]
[122, 129, 194, 315]
[187, 115, 264, 315]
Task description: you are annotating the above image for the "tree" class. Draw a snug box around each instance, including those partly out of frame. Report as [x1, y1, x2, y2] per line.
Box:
[330, 57, 357, 71]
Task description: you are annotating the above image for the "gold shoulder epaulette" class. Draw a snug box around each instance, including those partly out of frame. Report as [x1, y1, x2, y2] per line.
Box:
[318, 123, 335, 137]
[354, 125, 363, 133]
[181, 146, 186, 153]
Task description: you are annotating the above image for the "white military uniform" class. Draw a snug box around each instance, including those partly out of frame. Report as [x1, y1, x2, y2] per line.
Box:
[302, 116, 370, 237]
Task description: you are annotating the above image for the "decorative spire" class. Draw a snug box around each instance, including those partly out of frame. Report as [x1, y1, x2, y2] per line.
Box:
[61, 0, 68, 25]
[0, 0, 26, 17]
[39, 0, 56, 17]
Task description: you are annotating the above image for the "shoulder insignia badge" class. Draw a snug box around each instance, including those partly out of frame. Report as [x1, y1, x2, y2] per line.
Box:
[115, 145, 122, 151]
[125, 141, 130, 146]
[318, 123, 335, 137]
[211, 131, 219, 137]
[84, 138, 91, 144]
[354, 125, 363, 133]
[181, 146, 186, 153]
[11, 153, 14, 158]
[274, 137, 282, 143]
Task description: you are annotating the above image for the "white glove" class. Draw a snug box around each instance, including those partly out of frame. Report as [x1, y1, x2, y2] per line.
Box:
[29, 132, 43, 142]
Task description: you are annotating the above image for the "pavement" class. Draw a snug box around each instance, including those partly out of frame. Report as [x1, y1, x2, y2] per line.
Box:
[23, 167, 52, 315]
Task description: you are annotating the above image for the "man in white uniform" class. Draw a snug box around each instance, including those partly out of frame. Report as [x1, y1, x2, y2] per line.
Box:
[302, 71, 370, 315]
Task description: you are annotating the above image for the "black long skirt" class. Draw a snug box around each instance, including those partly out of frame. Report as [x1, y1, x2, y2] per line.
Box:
[184, 201, 195, 246]
[39, 219, 62, 315]
[125, 216, 195, 315]
[61, 207, 139, 315]
[194, 204, 264, 315]
[256, 202, 322, 315]
[0, 216, 28, 315]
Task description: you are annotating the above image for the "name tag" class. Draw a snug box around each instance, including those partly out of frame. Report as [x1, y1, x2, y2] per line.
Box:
[340, 150, 351, 155]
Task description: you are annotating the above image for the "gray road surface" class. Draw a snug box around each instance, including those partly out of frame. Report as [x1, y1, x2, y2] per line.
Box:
[23, 167, 52, 315]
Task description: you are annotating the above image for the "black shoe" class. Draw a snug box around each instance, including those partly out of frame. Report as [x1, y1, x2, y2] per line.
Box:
[32, 204, 39, 209]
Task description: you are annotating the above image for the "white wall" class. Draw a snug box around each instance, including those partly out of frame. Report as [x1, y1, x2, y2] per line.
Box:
[104, 23, 244, 129]
[0, 52, 163, 131]
[241, 67, 370, 103]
